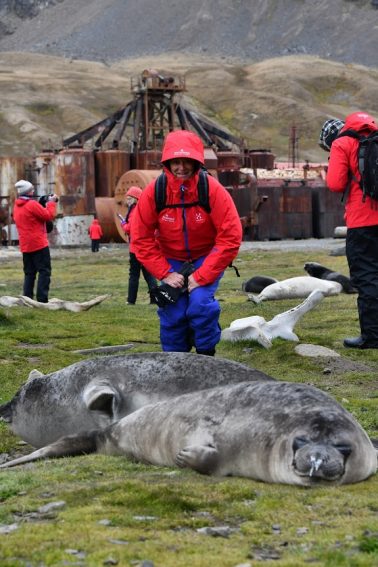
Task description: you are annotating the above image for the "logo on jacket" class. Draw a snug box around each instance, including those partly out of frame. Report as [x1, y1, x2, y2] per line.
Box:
[173, 149, 191, 157]
[195, 211, 205, 223]
[162, 213, 175, 223]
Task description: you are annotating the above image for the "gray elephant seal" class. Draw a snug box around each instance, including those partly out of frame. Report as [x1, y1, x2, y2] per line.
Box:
[0, 352, 274, 448]
[304, 262, 356, 294]
[2, 381, 376, 486]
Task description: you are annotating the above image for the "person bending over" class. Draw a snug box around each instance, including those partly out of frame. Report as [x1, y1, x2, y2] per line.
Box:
[132, 130, 242, 355]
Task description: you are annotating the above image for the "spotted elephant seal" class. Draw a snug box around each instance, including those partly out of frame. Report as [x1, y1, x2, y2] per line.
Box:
[2, 381, 376, 486]
[0, 352, 274, 449]
[304, 262, 356, 294]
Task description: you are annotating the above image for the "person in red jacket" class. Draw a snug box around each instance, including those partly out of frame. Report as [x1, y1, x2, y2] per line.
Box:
[88, 217, 103, 252]
[325, 111, 378, 349]
[132, 130, 243, 355]
[120, 186, 157, 304]
[13, 179, 58, 303]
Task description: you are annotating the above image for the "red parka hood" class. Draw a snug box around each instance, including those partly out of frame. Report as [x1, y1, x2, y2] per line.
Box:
[15, 197, 33, 207]
[342, 111, 377, 134]
[161, 130, 204, 165]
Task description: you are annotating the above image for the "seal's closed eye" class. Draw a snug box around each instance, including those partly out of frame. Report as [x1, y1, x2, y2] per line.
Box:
[292, 436, 309, 451]
[334, 444, 352, 458]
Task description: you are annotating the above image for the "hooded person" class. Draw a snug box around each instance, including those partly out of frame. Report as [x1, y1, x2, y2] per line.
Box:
[88, 217, 103, 252]
[120, 186, 157, 305]
[326, 111, 378, 349]
[131, 129, 243, 355]
[13, 180, 58, 303]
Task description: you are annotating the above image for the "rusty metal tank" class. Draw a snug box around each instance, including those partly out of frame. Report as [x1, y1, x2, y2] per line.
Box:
[257, 178, 313, 240]
[0, 157, 30, 199]
[113, 169, 161, 241]
[95, 197, 123, 242]
[134, 151, 162, 170]
[216, 151, 242, 187]
[53, 148, 96, 215]
[311, 181, 345, 238]
[94, 150, 130, 197]
[34, 151, 57, 197]
[245, 150, 275, 170]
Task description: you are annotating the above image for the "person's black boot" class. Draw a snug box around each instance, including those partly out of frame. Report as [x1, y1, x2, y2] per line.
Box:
[343, 336, 378, 349]
[196, 348, 216, 356]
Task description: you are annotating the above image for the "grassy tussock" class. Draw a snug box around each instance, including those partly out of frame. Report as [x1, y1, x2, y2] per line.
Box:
[0, 246, 377, 566]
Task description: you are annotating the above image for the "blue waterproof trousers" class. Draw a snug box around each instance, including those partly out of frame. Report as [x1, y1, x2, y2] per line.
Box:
[158, 257, 222, 353]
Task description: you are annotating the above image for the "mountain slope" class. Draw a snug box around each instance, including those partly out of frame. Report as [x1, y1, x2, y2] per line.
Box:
[0, 0, 377, 67]
[0, 52, 377, 161]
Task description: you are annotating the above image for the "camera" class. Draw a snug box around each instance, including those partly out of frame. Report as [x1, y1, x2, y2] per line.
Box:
[149, 262, 195, 307]
[38, 194, 59, 206]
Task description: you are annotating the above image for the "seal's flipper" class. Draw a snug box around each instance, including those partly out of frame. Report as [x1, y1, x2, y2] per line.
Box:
[175, 444, 219, 474]
[0, 431, 99, 469]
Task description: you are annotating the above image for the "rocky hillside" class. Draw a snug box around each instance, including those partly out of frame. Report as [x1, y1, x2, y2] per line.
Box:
[0, 0, 377, 162]
[0, 0, 377, 66]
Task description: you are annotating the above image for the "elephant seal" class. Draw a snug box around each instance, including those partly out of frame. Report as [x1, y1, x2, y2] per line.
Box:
[304, 262, 357, 294]
[0, 352, 274, 449]
[1, 381, 376, 487]
[248, 276, 342, 303]
[242, 276, 278, 293]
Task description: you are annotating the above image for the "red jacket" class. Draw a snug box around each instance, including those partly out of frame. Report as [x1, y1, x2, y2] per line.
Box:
[13, 197, 56, 253]
[121, 204, 137, 252]
[88, 219, 103, 240]
[326, 111, 378, 228]
[132, 155, 242, 284]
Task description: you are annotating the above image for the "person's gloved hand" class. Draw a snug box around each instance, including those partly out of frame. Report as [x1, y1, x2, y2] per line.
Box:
[150, 262, 195, 307]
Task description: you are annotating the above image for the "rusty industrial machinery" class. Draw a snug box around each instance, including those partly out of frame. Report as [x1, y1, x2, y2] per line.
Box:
[0, 69, 344, 247]
[56, 68, 263, 244]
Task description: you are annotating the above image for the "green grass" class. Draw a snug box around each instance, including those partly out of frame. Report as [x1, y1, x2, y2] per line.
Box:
[0, 246, 377, 566]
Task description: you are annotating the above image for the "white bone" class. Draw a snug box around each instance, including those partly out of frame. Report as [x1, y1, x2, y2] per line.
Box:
[221, 290, 324, 348]
[0, 295, 110, 312]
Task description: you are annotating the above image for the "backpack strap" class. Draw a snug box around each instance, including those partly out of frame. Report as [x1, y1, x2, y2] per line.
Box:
[197, 169, 210, 213]
[154, 169, 210, 213]
[155, 172, 168, 213]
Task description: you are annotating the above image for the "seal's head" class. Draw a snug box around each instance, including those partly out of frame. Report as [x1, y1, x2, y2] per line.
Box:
[292, 437, 351, 483]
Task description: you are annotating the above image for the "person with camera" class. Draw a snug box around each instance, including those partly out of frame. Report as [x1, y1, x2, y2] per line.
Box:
[324, 112, 378, 349]
[132, 130, 242, 355]
[13, 179, 58, 303]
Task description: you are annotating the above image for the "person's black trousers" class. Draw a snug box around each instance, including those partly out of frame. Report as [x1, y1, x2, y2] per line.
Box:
[127, 252, 156, 304]
[91, 239, 100, 252]
[23, 246, 51, 303]
[346, 225, 378, 341]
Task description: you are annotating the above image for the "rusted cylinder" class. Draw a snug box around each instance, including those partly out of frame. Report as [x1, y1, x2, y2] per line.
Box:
[113, 169, 161, 241]
[54, 148, 96, 215]
[94, 150, 130, 197]
[95, 197, 124, 243]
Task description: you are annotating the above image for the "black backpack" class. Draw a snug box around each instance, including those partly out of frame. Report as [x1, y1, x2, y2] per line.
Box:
[154, 169, 241, 277]
[338, 129, 378, 202]
[154, 169, 211, 213]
